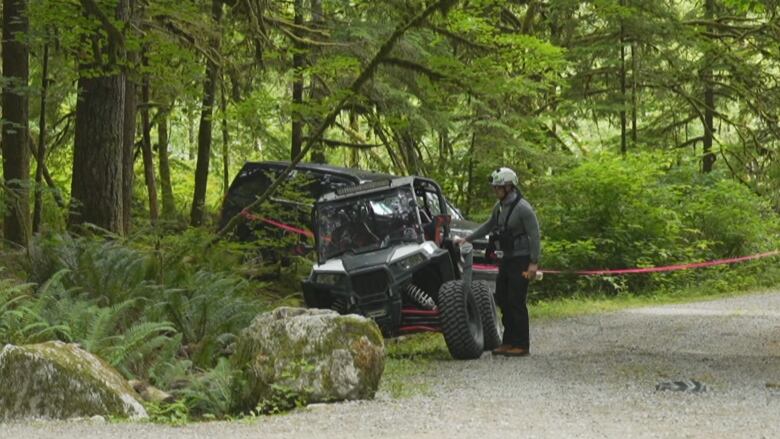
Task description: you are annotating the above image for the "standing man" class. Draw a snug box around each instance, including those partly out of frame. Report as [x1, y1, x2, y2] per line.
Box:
[455, 167, 541, 357]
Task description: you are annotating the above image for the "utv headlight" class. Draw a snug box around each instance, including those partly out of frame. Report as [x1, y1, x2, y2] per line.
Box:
[392, 253, 426, 272]
[314, 273, 345, 286]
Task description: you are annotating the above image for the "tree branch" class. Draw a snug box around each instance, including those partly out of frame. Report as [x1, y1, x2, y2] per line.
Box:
[80, 0, 125, 64]
[215, 0, 458, 240]
[305, 137, 383, 149]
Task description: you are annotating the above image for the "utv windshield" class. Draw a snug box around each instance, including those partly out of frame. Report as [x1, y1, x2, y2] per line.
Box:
[316, 186, 423, 262]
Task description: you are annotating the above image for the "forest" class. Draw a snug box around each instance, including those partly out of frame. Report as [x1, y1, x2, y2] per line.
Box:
[1, 0, 780, 419]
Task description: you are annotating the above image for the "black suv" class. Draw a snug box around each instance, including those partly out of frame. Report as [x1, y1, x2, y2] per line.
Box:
[219, 161, 492, 276]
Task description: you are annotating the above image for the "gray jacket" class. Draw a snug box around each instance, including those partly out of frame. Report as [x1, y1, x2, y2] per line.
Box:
[467, 191, 541, 263]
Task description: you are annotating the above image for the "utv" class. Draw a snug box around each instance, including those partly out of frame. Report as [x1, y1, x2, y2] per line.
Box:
[219, 161, 494, 278]
[301, 177, 501, 359]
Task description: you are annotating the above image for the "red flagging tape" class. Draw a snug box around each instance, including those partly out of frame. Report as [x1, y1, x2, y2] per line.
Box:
[473, 250, 780, 276]
[240, 210, 314, 238]
[241, 210, 778, 276]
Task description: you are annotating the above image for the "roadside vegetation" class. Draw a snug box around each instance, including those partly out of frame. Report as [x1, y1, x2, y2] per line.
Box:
[3, 0, 780, 423]
[1, 152, 778, 420]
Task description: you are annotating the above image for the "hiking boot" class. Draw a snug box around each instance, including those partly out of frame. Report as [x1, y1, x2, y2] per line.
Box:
[502, 346, 530, 357]
[491, 344, 512, 355]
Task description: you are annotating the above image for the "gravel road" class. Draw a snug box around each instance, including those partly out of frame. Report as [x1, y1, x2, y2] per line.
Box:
[6, 290, 780, 438]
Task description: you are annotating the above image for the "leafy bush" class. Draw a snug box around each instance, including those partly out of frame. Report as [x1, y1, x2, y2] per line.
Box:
[530, 153, 780, 299]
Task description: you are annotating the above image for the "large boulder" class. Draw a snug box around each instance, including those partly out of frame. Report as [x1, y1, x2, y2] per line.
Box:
[233, 307, 385, 409]
[0, 341, 147, 421]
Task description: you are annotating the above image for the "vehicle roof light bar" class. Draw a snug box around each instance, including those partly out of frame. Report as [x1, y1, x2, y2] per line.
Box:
[335, 179, 392, 196]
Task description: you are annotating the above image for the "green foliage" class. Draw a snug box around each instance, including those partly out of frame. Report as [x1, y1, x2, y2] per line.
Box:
[2, 231, 282, 419]
[532, 152, 780, 299]
[143, 399, 191, 426]
[254, 383, 309, 415]
[7, 0, 780, 424]
[179, 358, 241, 418]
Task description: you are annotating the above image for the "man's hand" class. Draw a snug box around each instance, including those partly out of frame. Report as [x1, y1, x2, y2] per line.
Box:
[453, 236, 467, 246]
[523, 263, 538, 280]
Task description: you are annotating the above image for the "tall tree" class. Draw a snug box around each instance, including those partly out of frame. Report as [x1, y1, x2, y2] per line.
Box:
[701, 0, 716, 173]
[32, 39, 49, 234]
[220, 75, 230, 194]
[190, 0, 223, 226]
[140, 56, 159, 222]
[308, 0, 327, 164]
[290, 0, 305, 161]
[70, 0, 130, 233]
[2, 0, 31, 246]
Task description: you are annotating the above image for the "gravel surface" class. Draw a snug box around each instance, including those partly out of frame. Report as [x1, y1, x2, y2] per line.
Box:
[6, 290, 780, 438]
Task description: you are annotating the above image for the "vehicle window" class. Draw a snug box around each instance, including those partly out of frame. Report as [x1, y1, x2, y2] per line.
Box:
[424, 191, 443, 216]
[304, 172, 352, 199]
[445, 199, 465, 220]
[317, 187, 422, 262]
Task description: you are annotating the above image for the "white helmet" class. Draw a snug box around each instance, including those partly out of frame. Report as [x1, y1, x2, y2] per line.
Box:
[489, 167, 518, 187]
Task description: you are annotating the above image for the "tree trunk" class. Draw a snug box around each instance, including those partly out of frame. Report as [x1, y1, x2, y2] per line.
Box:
[70, 0, 130, 234]
[33, 41, 49, 234]
[71, 78, 126, 232]
[220, 74, 230, 195]
[348, 111, 359, 167]
[619, 1, 627, 155]
[290, 0, 305, 162]
[187, 111, 195, 161]
[2, 0, 31, 246]
[190, 0, 222, 226]
[141, 63, 159, 222]
[122, 76, 137, 234]
[702, 0, 716, 173]
[157, 110, 175, 219]
[122, 1, 138, 235]
[309, 0, 327, 164]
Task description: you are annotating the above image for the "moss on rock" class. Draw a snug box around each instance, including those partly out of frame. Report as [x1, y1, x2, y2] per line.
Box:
[0, 341, 147, 421]
[232, 307, 385, 411]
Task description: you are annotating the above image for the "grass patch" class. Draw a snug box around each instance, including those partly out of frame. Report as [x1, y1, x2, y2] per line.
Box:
[380, 333, 449, 398]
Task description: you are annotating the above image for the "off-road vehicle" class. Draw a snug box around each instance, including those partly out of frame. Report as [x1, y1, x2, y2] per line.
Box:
[301, 177, 501, 359]
[219, 161, 493, 278]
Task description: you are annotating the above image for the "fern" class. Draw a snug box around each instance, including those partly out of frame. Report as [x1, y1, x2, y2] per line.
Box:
[0, 278, 68, 344]
[179, 358, 239, 418]
[104, 321, 176, 377]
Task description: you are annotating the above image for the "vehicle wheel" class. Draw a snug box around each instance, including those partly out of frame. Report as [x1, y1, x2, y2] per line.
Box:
[437, 280, 484, 359]
[472, 281, 502, 351]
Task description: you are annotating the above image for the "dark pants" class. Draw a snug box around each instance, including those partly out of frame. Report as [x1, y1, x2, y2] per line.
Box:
[495, 255, 530, 349]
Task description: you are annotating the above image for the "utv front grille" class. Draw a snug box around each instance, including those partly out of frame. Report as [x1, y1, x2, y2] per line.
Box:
[351, 270, 389, 297]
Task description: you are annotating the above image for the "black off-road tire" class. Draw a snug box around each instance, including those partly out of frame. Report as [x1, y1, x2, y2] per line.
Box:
[472, 281, 502, 351]
[438, 280, 484, 359]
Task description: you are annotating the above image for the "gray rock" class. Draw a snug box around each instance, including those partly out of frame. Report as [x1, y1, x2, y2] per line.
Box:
[233, 307, 385, 409]
[0, 341, 148, 421]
